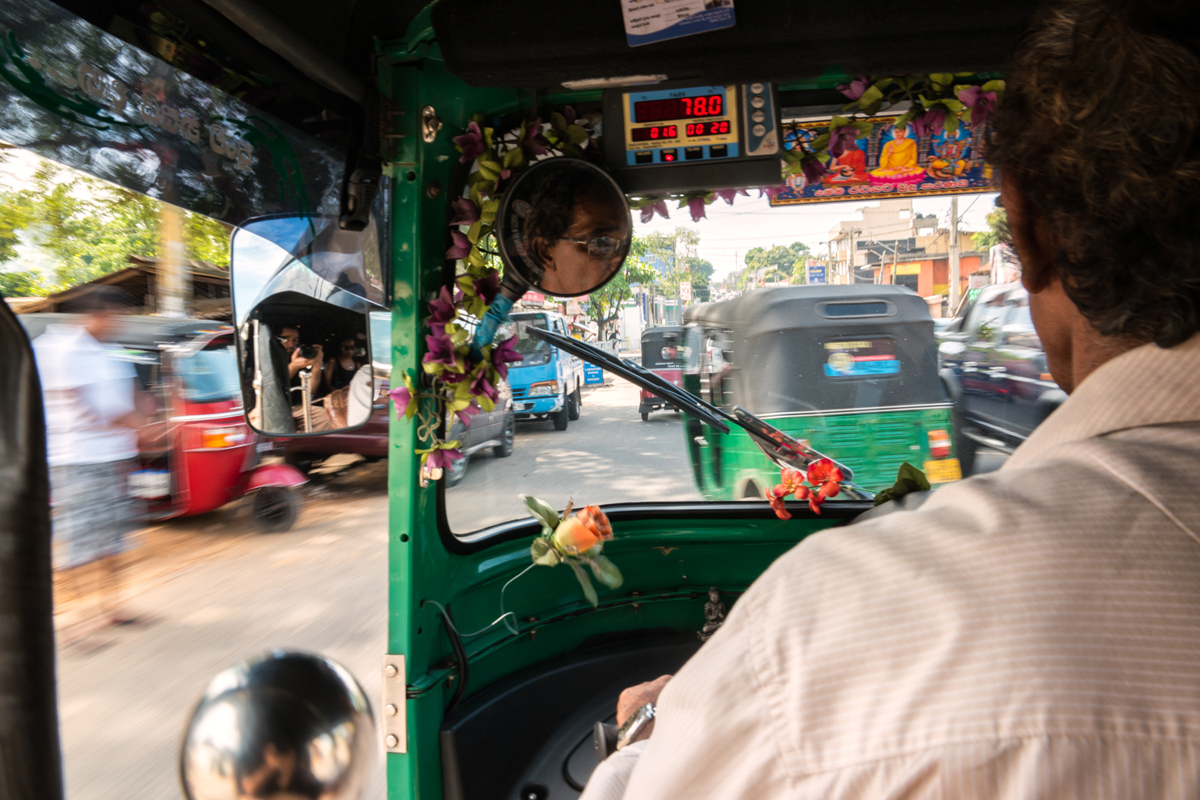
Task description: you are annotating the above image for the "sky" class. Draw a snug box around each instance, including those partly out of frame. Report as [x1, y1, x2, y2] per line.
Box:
[633, 191, 1000, 282]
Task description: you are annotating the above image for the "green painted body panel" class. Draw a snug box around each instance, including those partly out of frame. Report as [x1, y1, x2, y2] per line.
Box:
[685, 407, 957, 499]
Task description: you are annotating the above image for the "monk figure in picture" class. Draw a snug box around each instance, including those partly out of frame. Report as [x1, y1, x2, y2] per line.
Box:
[826, 137, 869, 184]
[870, 123, 926, 184]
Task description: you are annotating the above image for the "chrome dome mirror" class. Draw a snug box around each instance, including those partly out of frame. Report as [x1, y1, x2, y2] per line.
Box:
[180, 651, 375, 800]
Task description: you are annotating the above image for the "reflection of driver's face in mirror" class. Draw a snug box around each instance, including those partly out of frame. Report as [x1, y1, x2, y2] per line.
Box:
[522, 167, 630, 296]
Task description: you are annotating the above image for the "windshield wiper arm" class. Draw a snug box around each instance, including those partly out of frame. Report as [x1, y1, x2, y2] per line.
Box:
[527, 328, 874, 501]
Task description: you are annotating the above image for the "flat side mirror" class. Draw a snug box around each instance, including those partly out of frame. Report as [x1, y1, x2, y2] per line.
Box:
[231, 219, 383, 437]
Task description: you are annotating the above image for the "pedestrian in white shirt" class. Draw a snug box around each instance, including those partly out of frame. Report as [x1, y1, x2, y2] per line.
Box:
[584, 1, 1200, 798]
[32, 287, 143, 634]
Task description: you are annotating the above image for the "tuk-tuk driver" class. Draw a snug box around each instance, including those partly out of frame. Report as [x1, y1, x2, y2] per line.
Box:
[583, 1, 1200, 798]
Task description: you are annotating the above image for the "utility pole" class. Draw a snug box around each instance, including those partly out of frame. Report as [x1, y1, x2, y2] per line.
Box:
[158, 204, 188, 318]
[949, 196, 961, 313]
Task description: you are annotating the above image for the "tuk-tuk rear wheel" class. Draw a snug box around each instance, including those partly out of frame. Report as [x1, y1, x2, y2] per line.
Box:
[252, 486, 299, 533]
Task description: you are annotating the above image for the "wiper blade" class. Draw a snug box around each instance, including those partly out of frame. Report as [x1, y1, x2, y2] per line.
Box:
[529, 327, 730, 433]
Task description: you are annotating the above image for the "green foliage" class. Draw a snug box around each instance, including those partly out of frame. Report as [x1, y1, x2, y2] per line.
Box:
[972, 206, 1010, 252]
[587, 236, 658, 335]
[0, 159, 230, 294]
[741, 242, 810, 288]
[0, 269, 45, 297]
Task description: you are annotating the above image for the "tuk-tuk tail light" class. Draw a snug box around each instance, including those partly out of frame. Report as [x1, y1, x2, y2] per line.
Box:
[202, 427, 247, 449]
[928, 429, 952, 459]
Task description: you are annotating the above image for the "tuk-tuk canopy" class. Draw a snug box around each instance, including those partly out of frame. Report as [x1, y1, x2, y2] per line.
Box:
[641, 325, 684, 370]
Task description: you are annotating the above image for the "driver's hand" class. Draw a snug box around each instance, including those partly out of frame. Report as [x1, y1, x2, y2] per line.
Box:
[616, 674, 672, 744]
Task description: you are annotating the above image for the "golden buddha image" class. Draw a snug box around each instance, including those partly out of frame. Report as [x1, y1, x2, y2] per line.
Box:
[870, 124, 926, 184]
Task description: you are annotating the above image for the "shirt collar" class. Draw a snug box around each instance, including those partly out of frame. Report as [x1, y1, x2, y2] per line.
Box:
[1004, 332, 1200, 469]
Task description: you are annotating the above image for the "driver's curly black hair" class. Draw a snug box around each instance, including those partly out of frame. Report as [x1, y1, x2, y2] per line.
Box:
[989, 0, 1200, 347]
[524, 163, 618, 256]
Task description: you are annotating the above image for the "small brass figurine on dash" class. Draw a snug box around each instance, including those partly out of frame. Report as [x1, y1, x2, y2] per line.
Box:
[699, 587, 727, 642]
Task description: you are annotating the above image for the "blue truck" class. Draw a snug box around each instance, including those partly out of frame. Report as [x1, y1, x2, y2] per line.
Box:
[508, 310, 585, 430]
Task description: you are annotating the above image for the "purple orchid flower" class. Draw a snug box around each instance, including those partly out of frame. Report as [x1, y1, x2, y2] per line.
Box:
[455, 401, 480, 427]
[956, 86, 997, 128]
[422, 332, 458, 370]
[453, 121, 485, 163]
[470, 368, 499, 404]
[759, 185, 786, 201]
[523, 119, 549, 156]
[449, 197, 480, 226]
[388, 385, 413, 420]
[828, 126, 858, 158]
[441, 369, 468, 384]
[687, 196, 708, 222]
[428, 286, 457, 334]
[639, 199, 670, 223]
[475, 271, 500, 306]
[428, 446, 464, 471]
[801, 157, 827, 185]
[717, 188, 749, 205]
[446, 230, 470, 260]
[491, 336, 523, 380]
[912, 109, 947, 139]
[836, 76, 869, 101]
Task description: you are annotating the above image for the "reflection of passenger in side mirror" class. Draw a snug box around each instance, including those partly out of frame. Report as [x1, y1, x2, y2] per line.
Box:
[519, 166, 630, 296]
[277, 325, 333, 431]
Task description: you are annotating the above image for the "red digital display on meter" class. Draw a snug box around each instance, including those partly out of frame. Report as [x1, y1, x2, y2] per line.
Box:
[633, 94, 724, 122]
[630, 125, 679, 141]
[686, 120, 731, 137]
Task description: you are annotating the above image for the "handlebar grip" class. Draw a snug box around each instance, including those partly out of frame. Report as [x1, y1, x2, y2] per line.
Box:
[593, 721, 619, 761]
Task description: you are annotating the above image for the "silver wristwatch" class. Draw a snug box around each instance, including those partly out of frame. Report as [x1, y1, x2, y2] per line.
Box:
[615, 703, 656, 750]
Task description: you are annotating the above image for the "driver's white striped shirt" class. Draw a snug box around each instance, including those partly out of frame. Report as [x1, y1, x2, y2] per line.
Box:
[583, 333, 1200, 799]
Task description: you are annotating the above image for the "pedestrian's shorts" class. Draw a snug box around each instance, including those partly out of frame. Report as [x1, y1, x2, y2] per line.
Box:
[49, 459, 140, 570]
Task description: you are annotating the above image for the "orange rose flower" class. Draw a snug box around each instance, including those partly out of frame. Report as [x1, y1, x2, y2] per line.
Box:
[553, 505, 613, 555]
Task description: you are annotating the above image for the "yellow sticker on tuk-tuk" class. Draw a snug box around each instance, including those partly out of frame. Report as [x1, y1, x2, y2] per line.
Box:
[923, 458, 963, 484]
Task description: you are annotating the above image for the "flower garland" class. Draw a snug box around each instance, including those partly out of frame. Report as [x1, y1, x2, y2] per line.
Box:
[389, 109, 601, 483]
[767, 458, 845, 520]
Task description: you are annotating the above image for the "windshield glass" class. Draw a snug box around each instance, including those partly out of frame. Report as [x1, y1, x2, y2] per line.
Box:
[511, 314, 552, 367]
[178, 343, 241, 403]
[447, 192, 1006, 534]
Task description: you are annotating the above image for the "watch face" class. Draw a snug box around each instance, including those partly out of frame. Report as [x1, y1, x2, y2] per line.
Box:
[615, 703, 656, 750]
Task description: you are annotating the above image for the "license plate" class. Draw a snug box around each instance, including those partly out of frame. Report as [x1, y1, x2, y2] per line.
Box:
[129, 469, 170, 499]
[923, 458, 963, 484]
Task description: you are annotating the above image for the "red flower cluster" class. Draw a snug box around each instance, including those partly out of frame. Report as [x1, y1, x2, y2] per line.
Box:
[768, 458, 845, 520]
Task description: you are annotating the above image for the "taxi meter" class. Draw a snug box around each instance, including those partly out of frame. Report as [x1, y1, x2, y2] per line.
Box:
[603, 82, 782, 192]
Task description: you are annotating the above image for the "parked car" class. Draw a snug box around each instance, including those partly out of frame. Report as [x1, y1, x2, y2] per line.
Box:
[939, 283, 1067, 474]
[507, 310, 585, 430]
[283, 311, 515, 484]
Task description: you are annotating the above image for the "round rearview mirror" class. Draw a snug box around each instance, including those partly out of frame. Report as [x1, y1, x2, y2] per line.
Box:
[496, 159, 632, 297]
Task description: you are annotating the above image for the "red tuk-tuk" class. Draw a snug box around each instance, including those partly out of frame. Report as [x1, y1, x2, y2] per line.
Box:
[638, 325, 685, 420]
[20, 314, 307, 532]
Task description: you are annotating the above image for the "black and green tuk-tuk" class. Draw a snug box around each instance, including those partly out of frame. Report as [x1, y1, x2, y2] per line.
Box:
[637, 325, 684, 421]
[0, 0, 1040, 797]
[683, 285, 961, 499]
